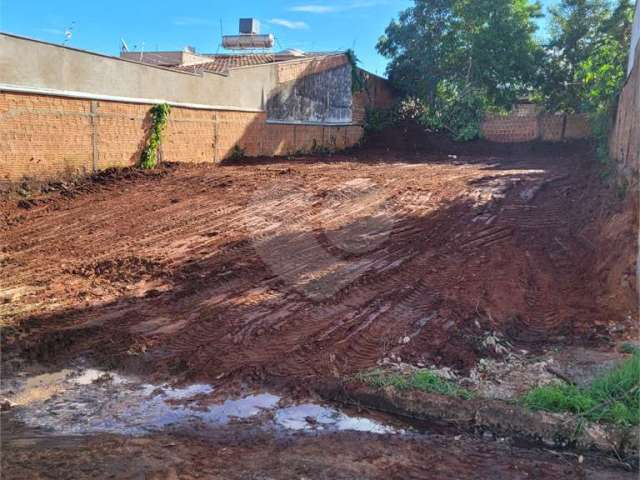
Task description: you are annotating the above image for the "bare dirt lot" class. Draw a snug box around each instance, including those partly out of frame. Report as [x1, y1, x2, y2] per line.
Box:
[2, 143, 637, 381]
[1, 141, 638, 478]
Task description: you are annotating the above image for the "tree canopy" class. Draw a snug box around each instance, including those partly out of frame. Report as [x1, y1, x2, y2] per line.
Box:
[376, 0, 543, 109]
[376, 0, 636, 143]
[538, 0, 634, 112]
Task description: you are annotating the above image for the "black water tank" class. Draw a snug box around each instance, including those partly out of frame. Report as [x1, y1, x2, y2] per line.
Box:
[239, 18, 260, 35]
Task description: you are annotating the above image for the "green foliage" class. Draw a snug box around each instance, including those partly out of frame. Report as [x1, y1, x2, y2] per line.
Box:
[538, 0, 612, 113]
[538, 0, 634, 114]
[620, 342, 640, 355]
[377, 0, 541, 141]
[419, 82, 489, 141]
[377, 0, 543, 110]
[364, 107, 397, 133]
[228, 144, 246, 161]
[140, 103, 171, 169]
[311, 139, 333, 155]
[355, 368, 474, 400]
[364, 97, 429, 134]
[522, 352, 640, 427]
[576, 38, 627, 113]
[576, 34, 628, 163]
[345, 49, 367, 93]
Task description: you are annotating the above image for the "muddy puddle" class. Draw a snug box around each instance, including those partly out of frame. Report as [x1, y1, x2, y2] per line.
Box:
[1, 367, 397, 436]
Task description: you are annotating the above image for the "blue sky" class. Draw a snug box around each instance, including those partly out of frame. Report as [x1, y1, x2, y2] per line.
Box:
[0, 0, 557, 76]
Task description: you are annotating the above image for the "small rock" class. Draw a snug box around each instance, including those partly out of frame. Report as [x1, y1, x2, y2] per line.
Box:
[304, 416, 318, 426]
[0, 293, 14, 304]
[0, 398, 16, 412]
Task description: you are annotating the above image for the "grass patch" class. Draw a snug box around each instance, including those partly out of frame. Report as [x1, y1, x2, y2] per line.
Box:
[355, 368, 474, 400]
[522, 352, 640, 427]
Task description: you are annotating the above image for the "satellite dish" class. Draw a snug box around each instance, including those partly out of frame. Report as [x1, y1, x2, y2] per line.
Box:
[121, 38, 129, 52]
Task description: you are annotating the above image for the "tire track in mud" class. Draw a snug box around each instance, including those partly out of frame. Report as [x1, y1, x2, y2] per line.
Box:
[1, 152, 624, 382]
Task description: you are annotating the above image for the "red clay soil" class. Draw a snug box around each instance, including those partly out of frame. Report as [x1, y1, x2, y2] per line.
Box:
[2, 428, 633, 479]
[1, 144, 637, 384]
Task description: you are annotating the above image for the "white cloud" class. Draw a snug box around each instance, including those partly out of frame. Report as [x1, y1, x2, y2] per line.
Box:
[290, 1, 386, 14]
[270, 18, 310, 30]
[172, 17, 214, 27]
[41, 28, 64, 35]
[290, 5, 336, 13]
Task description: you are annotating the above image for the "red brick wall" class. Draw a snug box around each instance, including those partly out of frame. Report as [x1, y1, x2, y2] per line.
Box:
[481, 112, 592, 143]
[481, 114, 539, 142]
[352, 72, 397, 125]
[0, 92, 364, 182]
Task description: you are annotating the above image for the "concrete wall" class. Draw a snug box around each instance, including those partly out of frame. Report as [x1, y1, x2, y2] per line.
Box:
[0, 33, 277, 112]
[267, 63, 352, 123]
[610, 38, 640, 178]
[0, 33, 356, 120]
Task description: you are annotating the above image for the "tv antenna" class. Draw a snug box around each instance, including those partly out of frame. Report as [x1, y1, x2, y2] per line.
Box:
[63, 21, 75, 45]
[121, 38, 129, 53]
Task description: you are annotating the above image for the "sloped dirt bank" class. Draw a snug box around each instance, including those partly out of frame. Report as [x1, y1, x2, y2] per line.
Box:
[319, 380, 639, 463]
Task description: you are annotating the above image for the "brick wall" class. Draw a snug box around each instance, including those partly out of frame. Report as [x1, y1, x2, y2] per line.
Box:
[0, 92, 364, 183]
[352, 72, 398, 125]
[481, 112, 592, 143]
[481, 114, 540, 143]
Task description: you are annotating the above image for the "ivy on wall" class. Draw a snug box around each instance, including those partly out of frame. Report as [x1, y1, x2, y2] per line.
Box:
[140, 103, 171, 169]
[345, 49, 367, 94]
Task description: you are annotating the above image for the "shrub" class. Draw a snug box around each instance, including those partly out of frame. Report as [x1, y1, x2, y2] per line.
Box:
[228, 144, 246, 161]
[419, 82, 490, 142]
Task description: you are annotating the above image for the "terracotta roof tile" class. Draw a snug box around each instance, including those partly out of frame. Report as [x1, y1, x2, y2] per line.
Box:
[170, 53, 331, 74]
[173, 54, 284, 74]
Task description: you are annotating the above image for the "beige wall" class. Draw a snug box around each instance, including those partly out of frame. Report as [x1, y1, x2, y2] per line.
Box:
[0, 33, 276, 111]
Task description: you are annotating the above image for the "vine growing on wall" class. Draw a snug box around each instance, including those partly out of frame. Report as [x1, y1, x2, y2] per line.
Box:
[140, 103, 171, 169]
[345, 49, 367, 94]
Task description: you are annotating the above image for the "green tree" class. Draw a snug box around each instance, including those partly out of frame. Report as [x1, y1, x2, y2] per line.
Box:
[376, 0, 457, 108]
[377, 0, 543, 109]
[573, 0, 635, 163]
[538, 0, 634, 113]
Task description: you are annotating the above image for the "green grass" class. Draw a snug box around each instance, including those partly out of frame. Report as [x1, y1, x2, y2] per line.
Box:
[619, 342, 640, 355]
[522, 352, 640, 427]
[355, 368, 474, 400]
